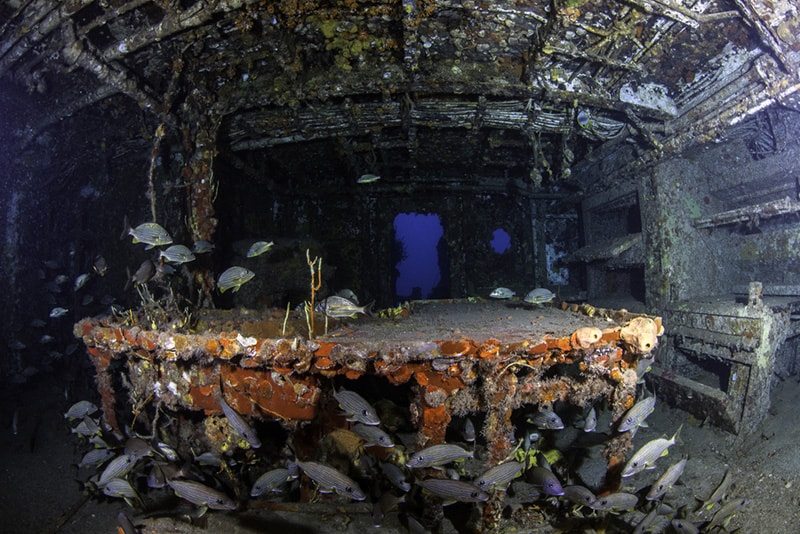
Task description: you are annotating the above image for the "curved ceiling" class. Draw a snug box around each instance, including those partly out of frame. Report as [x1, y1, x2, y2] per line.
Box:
[1, 0, 799, 192]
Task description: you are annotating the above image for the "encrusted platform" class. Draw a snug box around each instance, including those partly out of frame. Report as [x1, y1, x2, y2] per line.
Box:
[74, 299, 662, 527]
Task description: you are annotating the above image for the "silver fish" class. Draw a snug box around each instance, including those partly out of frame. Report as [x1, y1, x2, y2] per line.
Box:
[155, 442, 179, 462]
[524, 287, 555, 304]
[352, 423, 394, 448]
[97, 454, 137, 487]
[562, 485, 597, 507]
[416, 478, 490, 503]
[102, 477, 139, 500]
[357, 173, 381, 184]
[333, 389, 380, 425]
[646, 457, 687, 500]
[218, 394, 261, 449]
[79, 448, 116, 468]
[72, 415, 101, 437]
[294, 460, 366, 501]
[160, 244, 196, 264]
[590, 491, 639, 511]
[167, 479, 238, 510]
[250, 468, 291, 497]
[622, 425, 682, 478]
[124, 437, 154, 460]
[380, 462, 411, 492]
[246, 240, 274, 258]
[583, 406, 597, 432]
[489, 287, 515, 299]
[632, 504, 659, 534]
[64, 400, 98, 420]
[217, 266, 255, 293]
[194, 452, 223, 468]
[316, 296, 374, 318]
[618, 395, 656, 435]
[192, 240, 215, 254]
[74, 273, 91, 291]
[696, 469, 733, 515]
[636, 356, 655, 384]
[527, 409, 564, 430]
[406, 444, 473, 468]
[528, 466, 564, 496]
[474, 461, 525, 490]
[49, 307, 69, 318]
[128, 222, 172, 249]
[93, 255, 108, 276]
[706, 497, 748, 530]
[462, 418, 476, 443]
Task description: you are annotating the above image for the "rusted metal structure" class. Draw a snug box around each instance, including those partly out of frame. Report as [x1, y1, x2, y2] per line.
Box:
[75, 299, 661, 523]
[651, 284, 800, 433]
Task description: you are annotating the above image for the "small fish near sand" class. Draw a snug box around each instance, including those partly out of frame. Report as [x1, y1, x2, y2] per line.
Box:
[524, 287, 555, 305]
[489, 287, 515, 299]
[646, 457, 688, 500]
[622, 424, 682, 478]
[315, 296, 374, 318]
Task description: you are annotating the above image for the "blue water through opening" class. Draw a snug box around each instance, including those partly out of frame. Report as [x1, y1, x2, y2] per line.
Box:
[490, 228, 511, 253]
[393, 213, 443, 300]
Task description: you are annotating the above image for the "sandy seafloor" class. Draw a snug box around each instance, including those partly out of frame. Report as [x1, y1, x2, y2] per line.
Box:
[2, 369, 799, 533]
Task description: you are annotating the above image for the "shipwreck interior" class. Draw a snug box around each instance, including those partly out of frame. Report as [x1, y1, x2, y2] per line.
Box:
[2, 1, 800, 532]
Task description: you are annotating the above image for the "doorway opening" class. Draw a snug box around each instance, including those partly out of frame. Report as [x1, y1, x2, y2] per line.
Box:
[392, 213, 447, 302]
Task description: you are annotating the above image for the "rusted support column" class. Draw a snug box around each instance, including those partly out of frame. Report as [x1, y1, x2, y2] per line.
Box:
[182, 95, 221, 243]
[85, 346, 119, 433]
[480, 372, 515, 531]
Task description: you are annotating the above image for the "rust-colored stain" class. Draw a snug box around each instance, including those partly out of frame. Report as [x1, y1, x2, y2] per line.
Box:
[314, 341, 337, 358]
[439, 339, 475, 357]
[413, 369, 465, 392]
[205, 338, 221, 355]
[420, 404, 449, 443]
